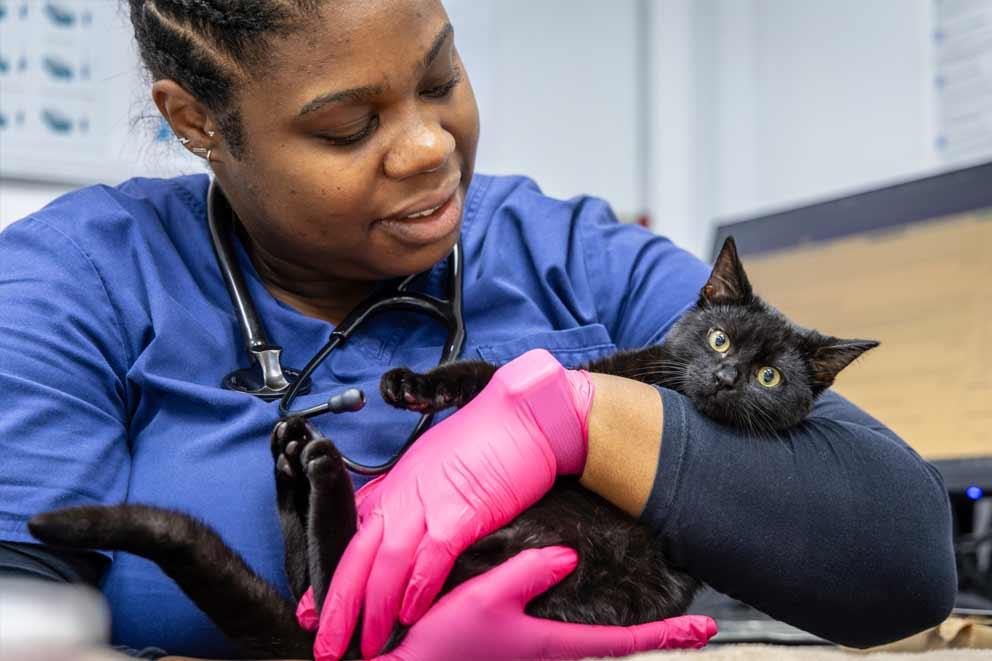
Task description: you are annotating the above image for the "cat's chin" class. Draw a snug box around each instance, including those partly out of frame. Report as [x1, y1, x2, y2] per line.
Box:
[686, 396, 736, 428]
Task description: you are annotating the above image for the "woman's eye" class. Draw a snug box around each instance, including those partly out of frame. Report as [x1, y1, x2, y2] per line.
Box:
[319, 115, 380, 146]
[708, 329, 731, 353]
[422, 70, 462, 99]
[756, 366, 782, 388]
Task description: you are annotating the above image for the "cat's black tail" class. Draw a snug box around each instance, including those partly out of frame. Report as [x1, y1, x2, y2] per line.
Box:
[28, 504, 313, 660]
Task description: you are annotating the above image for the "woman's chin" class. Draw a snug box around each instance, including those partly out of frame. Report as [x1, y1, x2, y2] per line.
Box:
[371, 227, 462, 279]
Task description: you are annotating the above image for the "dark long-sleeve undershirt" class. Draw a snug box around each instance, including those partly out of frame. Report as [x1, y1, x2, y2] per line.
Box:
[641, 387, 957, 648]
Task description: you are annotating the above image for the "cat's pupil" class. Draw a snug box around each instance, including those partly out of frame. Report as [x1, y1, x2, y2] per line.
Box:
[715, 335, 726, 346]
[762, 369, 773, 382]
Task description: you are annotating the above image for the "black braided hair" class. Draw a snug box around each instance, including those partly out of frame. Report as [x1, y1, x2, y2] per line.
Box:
[126, 0, 321, 157]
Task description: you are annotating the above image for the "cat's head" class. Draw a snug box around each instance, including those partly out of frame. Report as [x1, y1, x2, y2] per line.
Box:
[663, 237, 878, 432]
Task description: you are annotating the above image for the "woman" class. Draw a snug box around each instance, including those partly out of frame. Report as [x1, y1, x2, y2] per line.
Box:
[0, 1, 956, 660]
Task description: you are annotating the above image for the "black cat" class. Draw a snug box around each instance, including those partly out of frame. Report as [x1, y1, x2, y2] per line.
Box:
[28, 237, 877, 659]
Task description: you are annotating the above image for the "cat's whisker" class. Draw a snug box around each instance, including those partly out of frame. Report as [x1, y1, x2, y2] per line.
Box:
[743, 401, 779, 439]
[621, 365, 690, 382]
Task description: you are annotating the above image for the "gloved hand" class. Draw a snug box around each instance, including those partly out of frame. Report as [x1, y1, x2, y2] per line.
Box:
[296, 546, 717, 661]
[313, 349, 596, 660]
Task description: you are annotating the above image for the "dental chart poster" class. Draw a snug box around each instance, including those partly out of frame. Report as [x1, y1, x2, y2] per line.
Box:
[0, 1, 202, 184]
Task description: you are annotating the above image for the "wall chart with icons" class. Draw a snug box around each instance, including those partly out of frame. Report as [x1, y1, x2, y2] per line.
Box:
[0, 0, 203, 184]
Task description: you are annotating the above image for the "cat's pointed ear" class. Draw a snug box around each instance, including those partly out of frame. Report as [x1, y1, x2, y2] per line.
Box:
[700, 237, 753, 306]
[807, 337, 880, 392]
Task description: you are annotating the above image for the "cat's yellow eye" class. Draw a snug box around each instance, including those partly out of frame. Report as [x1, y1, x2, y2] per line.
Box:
[708, 329, 731, 353]
[756, 366, 782, 388]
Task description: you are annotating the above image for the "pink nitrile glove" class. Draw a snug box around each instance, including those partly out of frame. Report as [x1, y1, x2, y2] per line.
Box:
[313, 349, 595, 660]
[296, 546, 717, 661]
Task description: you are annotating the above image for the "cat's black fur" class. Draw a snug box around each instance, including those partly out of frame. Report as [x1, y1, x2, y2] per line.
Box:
[28, 237, 877, 659]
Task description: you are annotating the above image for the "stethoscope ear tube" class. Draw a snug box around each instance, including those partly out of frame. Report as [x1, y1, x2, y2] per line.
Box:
[209, 179, 312, 400]
[207, 179, 270, 355]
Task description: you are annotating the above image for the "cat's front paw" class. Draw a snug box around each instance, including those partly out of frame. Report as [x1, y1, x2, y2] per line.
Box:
[271, 416, 323, 481]
[380, 368, 457, 413]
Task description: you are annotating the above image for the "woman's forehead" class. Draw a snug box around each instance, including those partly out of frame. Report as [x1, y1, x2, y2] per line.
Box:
[262, 0, 449, 95]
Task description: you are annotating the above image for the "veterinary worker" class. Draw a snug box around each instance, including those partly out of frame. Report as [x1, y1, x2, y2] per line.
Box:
[0, 1, 956, 660]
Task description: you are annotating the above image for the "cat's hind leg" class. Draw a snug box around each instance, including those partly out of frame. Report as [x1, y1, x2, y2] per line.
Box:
[299, 432, 357, 613]
[271, 416, 315, 601]
[380, 361, 498, 412]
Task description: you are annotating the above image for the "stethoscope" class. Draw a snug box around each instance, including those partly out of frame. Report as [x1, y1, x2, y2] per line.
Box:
[206, 179, 466, 475]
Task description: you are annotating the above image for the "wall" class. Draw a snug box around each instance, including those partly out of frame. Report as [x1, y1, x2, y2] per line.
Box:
[4, 2, 976, 254]
[446, 0, 644, 215]
[647, 0, 945, 258]
[741, 0, 939, 217]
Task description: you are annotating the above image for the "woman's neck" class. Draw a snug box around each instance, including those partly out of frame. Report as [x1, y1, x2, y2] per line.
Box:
[243, 231, 374, 327]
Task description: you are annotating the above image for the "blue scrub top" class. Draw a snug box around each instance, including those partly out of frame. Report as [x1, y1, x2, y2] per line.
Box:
[0, 173, 709, 656]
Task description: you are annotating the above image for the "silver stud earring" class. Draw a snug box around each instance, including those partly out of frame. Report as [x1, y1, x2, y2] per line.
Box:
[206, 130, 216, 137]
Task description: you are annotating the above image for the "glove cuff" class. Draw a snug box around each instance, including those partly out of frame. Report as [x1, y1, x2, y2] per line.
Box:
[494, 350, 595, 476]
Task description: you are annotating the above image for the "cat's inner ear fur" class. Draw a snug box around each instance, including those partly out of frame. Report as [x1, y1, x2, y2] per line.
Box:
[806, 337, 880, 391]
[700, 237, 754, 305]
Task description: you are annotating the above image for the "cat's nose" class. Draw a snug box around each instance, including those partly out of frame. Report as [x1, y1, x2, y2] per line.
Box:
[714, 365, 738, 387]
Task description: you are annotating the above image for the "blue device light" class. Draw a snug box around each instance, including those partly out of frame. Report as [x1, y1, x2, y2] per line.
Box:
[966, 486, 983, 501]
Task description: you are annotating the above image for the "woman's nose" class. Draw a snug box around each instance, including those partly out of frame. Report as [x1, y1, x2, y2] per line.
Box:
[383, 114, 455, 179]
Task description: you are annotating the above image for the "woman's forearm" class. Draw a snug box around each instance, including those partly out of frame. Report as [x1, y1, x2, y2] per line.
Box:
[573, 372, 955, 647]
[639, 387, 956, 647]
[579, 373, 663, 517]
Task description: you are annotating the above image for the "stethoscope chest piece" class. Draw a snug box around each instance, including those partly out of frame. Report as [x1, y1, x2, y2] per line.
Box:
[223, 344, 312, 402]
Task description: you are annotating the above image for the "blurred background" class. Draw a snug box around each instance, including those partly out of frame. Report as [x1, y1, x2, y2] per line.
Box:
[1, 0, 988, 257]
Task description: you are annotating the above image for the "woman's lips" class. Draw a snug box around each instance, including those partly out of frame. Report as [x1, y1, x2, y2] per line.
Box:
[374, 187, 462, 246]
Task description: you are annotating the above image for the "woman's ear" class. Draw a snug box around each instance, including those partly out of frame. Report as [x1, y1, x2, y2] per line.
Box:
[151, 79, 221, 157]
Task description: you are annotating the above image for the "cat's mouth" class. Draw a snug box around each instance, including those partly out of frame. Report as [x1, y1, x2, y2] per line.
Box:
[705, 385, 739, 400]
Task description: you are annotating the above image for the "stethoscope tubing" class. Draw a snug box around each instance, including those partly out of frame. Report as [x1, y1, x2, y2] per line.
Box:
[207, 178, 466, 475]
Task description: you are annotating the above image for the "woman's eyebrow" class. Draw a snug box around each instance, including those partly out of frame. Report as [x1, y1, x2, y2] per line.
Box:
[423, 23, 453, 69]
[298, 84, 385, 116]
[298, 22, 454, 118]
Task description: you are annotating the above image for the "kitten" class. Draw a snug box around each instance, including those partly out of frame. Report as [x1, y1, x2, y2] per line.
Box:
[28, 237, 877, 659]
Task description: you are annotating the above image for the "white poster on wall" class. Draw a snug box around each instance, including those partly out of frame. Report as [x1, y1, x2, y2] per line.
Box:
[0, 0, 205, 185]
[934, 0, 992, 164]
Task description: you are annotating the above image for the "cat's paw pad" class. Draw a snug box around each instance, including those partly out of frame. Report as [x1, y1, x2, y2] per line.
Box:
[271, 416, 321, 479]
[380, 368, 454, 412]
[380, 368, 431, 411]
[301, 438, 346, 480]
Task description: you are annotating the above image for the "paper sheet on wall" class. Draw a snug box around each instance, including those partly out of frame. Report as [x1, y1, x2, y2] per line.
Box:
[0, 0, 204, 184]
[934, 0, 992, 164]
